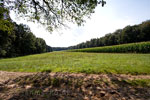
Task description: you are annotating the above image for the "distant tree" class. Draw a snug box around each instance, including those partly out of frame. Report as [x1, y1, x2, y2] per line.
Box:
[90, 38, 98, 47]
[130, 25, 140, 42]
[0, 29, 15, 57]
[0, 7, 13, 33]
[13, 23, 36, 55]
[52, 47, 68, 51]
[35, 38, 46, 53]
[107, 34, 116, 45]
[121, 26, 133, 43]
[46, 45, 53, 52]
[139, 20, 150, 41]
[103, 33, 112, 45]
[0, 19, 51, 58]
[0, 7, 15, 57]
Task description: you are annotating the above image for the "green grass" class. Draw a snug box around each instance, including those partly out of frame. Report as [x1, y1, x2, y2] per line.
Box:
[69, 41, 150, 53]
[0, 52, 150, 74]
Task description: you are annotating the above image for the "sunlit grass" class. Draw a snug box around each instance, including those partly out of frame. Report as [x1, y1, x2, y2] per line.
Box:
[0, 52, 150, 74]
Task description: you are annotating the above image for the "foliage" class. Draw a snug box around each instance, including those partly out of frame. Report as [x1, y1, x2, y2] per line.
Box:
[46, 45, 53, 52]
[0, 7, 13, 34]
[52, 47, 68, 51]
[3, 0, 106, 32]
[35, 38, 47, 53]
[0, 7, 15, 57]
[69, 42, 150, 53]
[0, 52, 150, 75]
[0, 8, 52, 58]
[69, 20, 150, 49]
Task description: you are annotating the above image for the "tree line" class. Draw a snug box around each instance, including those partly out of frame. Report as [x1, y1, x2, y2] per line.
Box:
[0, 7, 52, 58]
[69, 20, 150, 49]
[52, 47, 68, 51]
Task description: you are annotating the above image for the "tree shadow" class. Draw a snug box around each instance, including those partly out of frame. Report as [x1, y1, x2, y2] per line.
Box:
[0, 73, 150, 100]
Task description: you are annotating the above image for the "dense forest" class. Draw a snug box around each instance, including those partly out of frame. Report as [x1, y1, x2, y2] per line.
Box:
[0, 7, 52, 58]
[69, 20, 150, 49]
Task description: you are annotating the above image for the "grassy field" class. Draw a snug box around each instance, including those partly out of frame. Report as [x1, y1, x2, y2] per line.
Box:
[0, 52, 150, 74]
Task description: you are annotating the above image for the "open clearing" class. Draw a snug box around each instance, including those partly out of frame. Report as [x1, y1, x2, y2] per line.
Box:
[0, 52, 150, 99]
[0, 52, 150, 74]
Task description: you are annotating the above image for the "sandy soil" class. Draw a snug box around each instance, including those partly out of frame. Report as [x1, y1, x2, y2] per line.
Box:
[0, 71, 150, 100]
[0, 71, 34, 84]
[1, 71, 150, 84]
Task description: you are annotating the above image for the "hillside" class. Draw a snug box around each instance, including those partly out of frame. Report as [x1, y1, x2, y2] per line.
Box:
[0, 50, 150, 99]
[0, 51, 150, 74]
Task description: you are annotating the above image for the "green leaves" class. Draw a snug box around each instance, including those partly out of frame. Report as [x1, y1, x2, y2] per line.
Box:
[3, 0, 106, 32]
[0, 20, 13, 34]
[0, 7, 13, 34]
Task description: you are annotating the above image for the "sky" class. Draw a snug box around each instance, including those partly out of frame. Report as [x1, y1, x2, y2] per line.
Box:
[10, 0, 150, 47]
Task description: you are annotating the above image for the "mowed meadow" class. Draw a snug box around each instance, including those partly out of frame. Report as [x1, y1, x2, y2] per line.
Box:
[0, 51, 150, 75]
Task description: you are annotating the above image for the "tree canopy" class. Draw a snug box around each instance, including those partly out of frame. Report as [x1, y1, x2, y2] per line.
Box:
[2, 0, 106, 32]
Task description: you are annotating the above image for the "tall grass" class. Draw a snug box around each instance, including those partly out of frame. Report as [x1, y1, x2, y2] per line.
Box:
[69, 42, 150, 53]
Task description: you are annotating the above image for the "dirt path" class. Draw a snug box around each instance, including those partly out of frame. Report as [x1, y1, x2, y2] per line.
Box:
[1, 71, 150, 84]
[0, 71, 150, 100]
[0, 71, 34, 84]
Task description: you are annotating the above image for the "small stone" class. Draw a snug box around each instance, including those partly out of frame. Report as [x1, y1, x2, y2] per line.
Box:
[7, 84, 16, 88]
[97, 86, 101, 90]
[110, 91, 117, 94]
[25, 85, 32, 89]
[122, 97, 126, 100]
[100, 91, 106, 97]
